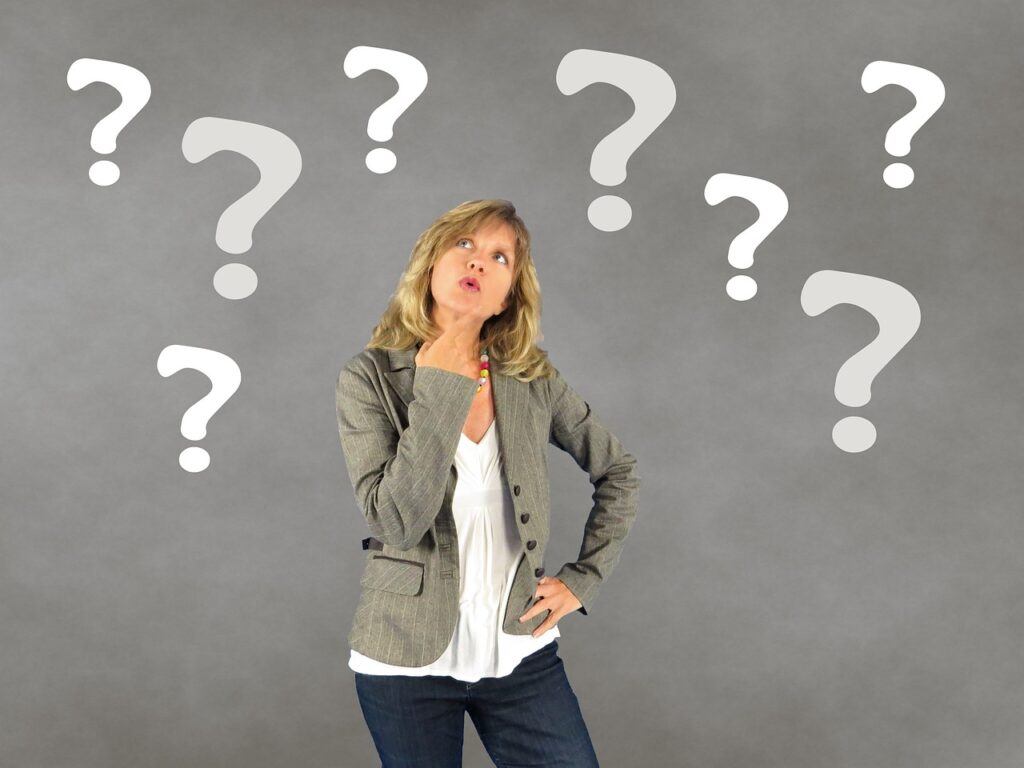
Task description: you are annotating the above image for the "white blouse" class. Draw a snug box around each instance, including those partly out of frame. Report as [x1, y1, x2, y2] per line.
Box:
[349, 418, 559, 682]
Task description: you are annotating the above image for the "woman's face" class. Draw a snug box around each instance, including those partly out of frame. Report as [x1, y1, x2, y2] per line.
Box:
[429, 218, 517, 334]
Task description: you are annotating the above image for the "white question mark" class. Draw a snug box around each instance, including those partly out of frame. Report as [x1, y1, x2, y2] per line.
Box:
[66, 58, 151, 186]
[860, 61, 945, 189]
[157, 345, 242, 472]
[801, 270, 922, 452]
[181, 117, 302, 299]
[556, 49, 676, 231]
[343, 46, 428, 174]
[704, 173, 789, 301]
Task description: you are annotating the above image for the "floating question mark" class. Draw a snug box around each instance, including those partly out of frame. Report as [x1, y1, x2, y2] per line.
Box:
[801, 270, 921, 452]
[860, 61, 945, 189]
[66, 58, 151, 186]
[181, 117, 302, 299]
[556, 49, 676, 231]
[157, 345, 241, 472]
[704, 173, 789, 301]
[343, 46, 428, 174]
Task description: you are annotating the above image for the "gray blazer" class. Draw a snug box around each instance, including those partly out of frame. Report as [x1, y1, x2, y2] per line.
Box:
[335, 342, 641, 667]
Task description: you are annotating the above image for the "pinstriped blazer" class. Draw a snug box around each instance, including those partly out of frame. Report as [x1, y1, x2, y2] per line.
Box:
[335, 342, 641, 667]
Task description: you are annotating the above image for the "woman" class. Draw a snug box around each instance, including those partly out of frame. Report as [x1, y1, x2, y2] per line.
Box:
[335, 199, 641, 767]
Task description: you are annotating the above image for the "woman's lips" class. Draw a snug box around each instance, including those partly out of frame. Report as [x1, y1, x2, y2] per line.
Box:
[459, 277, 480, 292]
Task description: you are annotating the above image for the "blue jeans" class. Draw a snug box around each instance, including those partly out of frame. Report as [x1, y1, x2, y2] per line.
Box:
[354, 639, 600, 767]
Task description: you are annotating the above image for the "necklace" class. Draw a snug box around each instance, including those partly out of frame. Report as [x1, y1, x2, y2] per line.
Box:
[477, 347, 489, 393]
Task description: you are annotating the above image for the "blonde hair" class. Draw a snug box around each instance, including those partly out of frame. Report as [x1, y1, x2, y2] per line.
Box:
[365, 199, 555, 381]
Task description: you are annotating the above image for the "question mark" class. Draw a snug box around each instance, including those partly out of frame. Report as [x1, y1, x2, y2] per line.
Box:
[860, 61, 945, 189]
[181, 117, 302, 299]
[66, 58, 151, 186]
[801, 270, 921, 452]
[343, 46, 428, 174]
[704, 173, 789, 301]
[556, 49, 676, 231]
[157, 345, 242, 472]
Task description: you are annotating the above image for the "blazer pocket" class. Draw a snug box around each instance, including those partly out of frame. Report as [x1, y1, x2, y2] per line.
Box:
[360, 555, 425, 596]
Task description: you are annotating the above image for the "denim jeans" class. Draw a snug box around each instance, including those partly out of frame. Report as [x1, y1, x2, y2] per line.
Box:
[354, 639, 600, 767]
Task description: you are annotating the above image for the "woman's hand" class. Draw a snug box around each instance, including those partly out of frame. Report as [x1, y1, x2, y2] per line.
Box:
[518, 577, 582, 637]
[414, 336, 478, 380]
[415, 306, 493, 379]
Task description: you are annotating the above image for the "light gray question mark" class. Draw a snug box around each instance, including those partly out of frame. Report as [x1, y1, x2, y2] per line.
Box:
[704, 173, 789, 301]
[66, 58, 151, 185]
[860, 61, 945, 188]
[157, 345, 241, 472]
[801, 270, 921, 452]
[556, 49, 676, 231]
[344, 46, 428, 174]
[181, 117, 302, 299]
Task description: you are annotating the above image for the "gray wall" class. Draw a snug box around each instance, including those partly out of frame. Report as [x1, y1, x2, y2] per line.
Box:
[3, 0, 1022, 765]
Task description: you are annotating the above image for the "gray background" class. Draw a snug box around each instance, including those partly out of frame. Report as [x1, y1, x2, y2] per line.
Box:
[3, 0, 1022, 766]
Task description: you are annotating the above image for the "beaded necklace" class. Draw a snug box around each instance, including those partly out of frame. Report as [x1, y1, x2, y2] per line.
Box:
[476, 347, 489, 393]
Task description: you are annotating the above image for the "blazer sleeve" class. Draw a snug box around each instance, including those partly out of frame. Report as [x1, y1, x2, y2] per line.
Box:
[547, 364, 642, 616]
[335, 355, 479, 550]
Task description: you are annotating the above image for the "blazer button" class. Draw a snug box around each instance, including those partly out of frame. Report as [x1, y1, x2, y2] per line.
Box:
[520, 513, 530, 523]
[513, 485, 521, 496]
[534, 567, 545, 577]
[526, 540, 536, 550]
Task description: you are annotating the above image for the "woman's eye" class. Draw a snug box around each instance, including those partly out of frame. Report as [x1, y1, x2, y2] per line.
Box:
[457, 238, 509, 265]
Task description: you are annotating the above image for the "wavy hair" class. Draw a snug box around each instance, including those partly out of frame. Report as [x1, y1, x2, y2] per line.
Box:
[365, 199, 555, 381]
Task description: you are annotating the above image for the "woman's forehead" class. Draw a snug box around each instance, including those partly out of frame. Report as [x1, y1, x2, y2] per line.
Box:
[472, 219, 516, 246]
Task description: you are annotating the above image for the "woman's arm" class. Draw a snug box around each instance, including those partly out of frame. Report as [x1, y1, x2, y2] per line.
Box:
[335, 355, 478, 550]
[547, 365, 642, 616]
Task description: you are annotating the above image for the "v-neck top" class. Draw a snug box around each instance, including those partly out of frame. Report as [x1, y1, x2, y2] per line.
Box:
[461, 417, 496, 447]
[349, 416, 559, 682]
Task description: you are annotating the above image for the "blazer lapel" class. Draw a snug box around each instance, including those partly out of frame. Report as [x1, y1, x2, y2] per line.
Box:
[382, 344, 418, 406]
[382, 343, 526, 476]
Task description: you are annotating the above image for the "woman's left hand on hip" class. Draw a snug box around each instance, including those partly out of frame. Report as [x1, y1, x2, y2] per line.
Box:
[518, 576, 582, 637]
